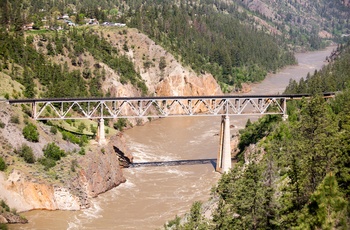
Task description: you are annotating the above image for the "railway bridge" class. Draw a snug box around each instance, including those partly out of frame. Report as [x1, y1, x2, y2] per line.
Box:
[7, 93, 335, 173]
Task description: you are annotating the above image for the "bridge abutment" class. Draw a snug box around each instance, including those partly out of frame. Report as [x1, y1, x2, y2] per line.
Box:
[216, 115, 232, 173]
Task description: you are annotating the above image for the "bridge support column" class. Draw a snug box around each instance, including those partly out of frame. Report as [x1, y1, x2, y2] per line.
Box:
[32, 102, 36, 119]
[97, 118, 106, 145]
[216, 115, 232, 173]
[282, 99, 288, 121]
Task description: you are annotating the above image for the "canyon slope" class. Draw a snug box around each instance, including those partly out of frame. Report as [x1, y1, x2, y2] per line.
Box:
[0, 26, 221, 221]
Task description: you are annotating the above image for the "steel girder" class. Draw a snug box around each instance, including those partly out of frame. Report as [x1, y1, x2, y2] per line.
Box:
[16, 96, 289, 120]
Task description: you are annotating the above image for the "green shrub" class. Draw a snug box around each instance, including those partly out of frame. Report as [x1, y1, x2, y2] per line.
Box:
[90, 124, 97, 136]
[22, 123, 39, 142]
[71, 159, 78, 172]
[0, 121, 5, 128]
[0, 200, 10, 212]
[79, 135, 88, 147]
[113, 118, 128, 131]
[21, 105, 32, 117]
[77, 122, 86, 133]
[10, 115, 20, 124]
[43, 143, 65, 161]
[78, 148, 85, 155]
[62, 131, 88, 146]
[0, 223, 8, 230]
[50, 126, 57, 134]
[38, 157, 56, 171]
[0, 157, 7, 171]
[16, 144, 36, 163]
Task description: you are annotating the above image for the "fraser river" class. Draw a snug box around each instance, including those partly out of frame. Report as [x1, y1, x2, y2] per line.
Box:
[10, 46, 336, 230]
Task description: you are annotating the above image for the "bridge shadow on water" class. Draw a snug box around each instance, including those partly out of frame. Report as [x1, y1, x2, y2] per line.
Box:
[130, 158, 218, 169]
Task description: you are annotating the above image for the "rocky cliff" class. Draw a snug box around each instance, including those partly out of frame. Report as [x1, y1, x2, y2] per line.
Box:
[0, 133, 132, 215]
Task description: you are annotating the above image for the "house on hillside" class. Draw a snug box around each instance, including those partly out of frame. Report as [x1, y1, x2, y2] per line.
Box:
[114, 23, 126, 27]
[23, 23, 34, 30]
[86, 18, 99, 25]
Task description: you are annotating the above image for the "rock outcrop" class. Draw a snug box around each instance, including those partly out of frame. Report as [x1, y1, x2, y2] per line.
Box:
[74, 135, 130, 198]
[0, 133, 132, 212]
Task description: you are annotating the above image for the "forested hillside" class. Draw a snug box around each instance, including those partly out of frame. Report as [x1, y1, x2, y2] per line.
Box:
[0, 27, 147, 99]
[0, 0, 298, 93]
[239, 0, 350, 48]
[165, 41, 350, 230]
[1, 0, 349, 93]
[122, 0, 297, 91]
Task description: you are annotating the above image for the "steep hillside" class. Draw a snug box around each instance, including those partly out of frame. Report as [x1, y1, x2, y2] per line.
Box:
[1, 0, 298, 93]
[238, 0, 350, 48]
[3, 0, 348, 92]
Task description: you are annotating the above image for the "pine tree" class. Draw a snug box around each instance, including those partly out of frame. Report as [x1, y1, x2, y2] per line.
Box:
[294, 173, 349, 230]
[182, 201, 208, 230]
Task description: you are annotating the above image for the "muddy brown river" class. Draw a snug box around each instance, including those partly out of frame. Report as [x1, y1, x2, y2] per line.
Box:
[10, 46, 335, 230]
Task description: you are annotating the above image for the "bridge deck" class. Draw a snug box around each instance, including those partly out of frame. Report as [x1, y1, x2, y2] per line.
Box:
[6, 93, 335, 120]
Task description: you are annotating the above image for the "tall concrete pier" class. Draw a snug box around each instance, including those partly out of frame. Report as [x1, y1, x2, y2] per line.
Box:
[216, 115, 232, 173]
[97, 118, 106, 145]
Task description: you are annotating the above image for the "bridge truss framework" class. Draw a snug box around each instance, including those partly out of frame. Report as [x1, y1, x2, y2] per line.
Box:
[7, 93, 335, 173]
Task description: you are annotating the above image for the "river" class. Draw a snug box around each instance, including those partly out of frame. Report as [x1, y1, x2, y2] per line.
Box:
[10, 46, 335, 230]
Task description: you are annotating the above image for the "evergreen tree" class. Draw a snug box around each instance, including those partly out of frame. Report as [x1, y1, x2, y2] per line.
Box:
[182, 201, 208, 230]
[294, 173, 349, 230]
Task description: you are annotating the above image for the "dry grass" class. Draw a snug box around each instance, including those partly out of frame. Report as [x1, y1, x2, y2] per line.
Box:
[0, 72, 24, 99]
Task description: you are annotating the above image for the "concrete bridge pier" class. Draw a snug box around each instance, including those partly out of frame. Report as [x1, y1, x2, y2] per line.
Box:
[216, 115, 232, 173]
[97, 118, 106, 145]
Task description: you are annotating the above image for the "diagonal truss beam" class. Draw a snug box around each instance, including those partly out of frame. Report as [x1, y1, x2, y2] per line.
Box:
[7, 93, 336, 120]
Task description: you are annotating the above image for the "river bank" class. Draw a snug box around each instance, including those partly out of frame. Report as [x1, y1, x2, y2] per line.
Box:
[9, 46, 336, 230]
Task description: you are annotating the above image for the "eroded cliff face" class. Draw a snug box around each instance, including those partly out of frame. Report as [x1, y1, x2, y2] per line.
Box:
[0, 171, 81, 211]
[0, 133, 132, 213]
[0, 102, 132, 213]
[102, 28, 222, 98]
[73, 134, 132, 198]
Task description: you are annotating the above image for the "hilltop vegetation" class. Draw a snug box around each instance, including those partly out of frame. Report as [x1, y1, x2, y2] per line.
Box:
[1, 0, 349, 93]
[165, 41, 350, 230]
[123, 0, 297, 90]
[0, 0, 297, 93]
[239, 0, 350, 48]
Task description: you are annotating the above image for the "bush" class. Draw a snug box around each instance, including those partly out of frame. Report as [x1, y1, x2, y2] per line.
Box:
[50, 126, 57, 134]
[0, 200, 10, 212]
[77, 122, 86, 133]
[38, 157, 56, 171]
[71, 159, 78, 172]
[16, 144, 36, 163]
[0, 121, 5, 128]
[90, 124, 97, 136]
[78, 148, 85, 155]
[62, 131, 88, 146]
[43, 143, 65, 161]
[0, 157, 7, 171]
[22, 123, 39, 142]
[113, 118, 128, 131]
[0, 223, 8, 230]
[10, 115, 20, 124]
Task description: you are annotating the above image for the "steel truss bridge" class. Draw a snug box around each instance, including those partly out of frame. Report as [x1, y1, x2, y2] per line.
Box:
[7, 92, 336, 173]
[7, 93, 335, 120]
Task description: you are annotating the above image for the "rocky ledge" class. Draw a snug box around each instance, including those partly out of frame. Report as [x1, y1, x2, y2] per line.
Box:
[0, 133, 132, 216]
